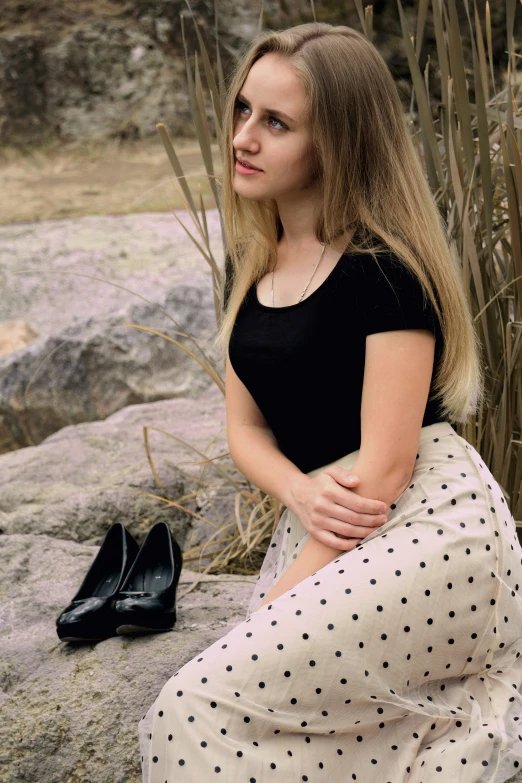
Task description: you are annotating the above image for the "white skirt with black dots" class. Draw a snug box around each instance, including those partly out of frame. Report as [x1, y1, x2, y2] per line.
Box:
[138, 421, 522, 782]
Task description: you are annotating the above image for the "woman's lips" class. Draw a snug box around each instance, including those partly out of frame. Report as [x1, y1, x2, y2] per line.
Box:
[236, 159, 263, 174]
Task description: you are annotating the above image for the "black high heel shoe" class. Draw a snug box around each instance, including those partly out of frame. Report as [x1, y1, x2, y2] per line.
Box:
[56, 522, 140, 642]
[112, 521, 183, 635]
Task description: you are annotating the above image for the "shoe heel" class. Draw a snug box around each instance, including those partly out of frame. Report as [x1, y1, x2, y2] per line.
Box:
[112, 521, 183, 635]
[116, 614, 176, 636]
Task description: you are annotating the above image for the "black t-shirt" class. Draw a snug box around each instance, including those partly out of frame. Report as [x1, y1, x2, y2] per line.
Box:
[228, 249, 448, 474]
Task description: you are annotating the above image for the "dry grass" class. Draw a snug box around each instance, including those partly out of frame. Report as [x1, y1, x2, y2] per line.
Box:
[0, 135, 222, 225]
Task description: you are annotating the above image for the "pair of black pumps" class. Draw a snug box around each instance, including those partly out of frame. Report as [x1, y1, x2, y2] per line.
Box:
[56, 521, 183, 642]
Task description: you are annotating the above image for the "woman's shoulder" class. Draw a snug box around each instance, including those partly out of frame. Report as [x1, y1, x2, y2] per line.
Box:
[338, 243, 441, 329]
[338, 243, 407, 281]
[340, 239, 427, 285]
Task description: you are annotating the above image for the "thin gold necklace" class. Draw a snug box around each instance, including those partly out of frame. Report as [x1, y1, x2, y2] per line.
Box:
[270, 243, 328, 306]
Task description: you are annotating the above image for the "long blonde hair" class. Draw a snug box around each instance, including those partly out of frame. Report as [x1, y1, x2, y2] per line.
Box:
[212, 21, 486, 424]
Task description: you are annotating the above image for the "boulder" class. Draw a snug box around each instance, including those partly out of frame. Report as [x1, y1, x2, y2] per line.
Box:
[43, 20, 192, 143]
[0, 0, 510, 148]
[0, 211, 227, 454]
[0, 387, 232, 555]
[0, 283, 219, 452]
[0, 211, 225, 342]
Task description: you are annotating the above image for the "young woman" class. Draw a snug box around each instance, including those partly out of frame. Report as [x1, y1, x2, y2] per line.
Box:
[139, 22, 522, 782]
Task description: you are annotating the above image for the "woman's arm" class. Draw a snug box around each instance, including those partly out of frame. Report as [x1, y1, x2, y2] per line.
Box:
[255, 465, 410, 610]
[255, 535, 345, 609]
[255, 326, 435, 612]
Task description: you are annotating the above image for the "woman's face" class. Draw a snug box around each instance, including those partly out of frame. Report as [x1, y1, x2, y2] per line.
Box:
[232, 53, 320, 202]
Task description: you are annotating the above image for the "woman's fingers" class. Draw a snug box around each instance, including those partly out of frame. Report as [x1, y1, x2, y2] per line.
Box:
[315, 514, 386, 542]
[321, 532, 362, 550]
[329, 502, 387, 528]
[325, 467, 388, 515]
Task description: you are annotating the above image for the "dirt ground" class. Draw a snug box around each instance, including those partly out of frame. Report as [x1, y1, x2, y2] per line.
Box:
[0, 134, 223, 225]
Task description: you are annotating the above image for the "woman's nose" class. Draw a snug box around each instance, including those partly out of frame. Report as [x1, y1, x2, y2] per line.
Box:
[233, 118, 259, 152]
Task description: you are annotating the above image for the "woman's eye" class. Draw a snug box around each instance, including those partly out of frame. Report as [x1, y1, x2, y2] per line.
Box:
[235, 100, 249, 115]
[234, 100, 286, 131]
[268, 115, 286, 131]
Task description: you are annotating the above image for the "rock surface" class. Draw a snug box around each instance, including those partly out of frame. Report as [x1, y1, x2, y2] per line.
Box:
[0, 375, 265, 782]
[0, 320, 38, 357]
[0, 387, 231, 553]
[0, 211, 224, 339]
[0, 283, 219, 452]
[0, 532, 258, 783]
[0, 210, 227, 453]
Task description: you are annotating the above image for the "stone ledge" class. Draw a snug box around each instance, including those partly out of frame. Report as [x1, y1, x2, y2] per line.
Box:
[0, 533, 257, 783]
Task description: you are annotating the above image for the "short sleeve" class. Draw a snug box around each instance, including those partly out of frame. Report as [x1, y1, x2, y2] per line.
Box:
[359, 254, 439, 338]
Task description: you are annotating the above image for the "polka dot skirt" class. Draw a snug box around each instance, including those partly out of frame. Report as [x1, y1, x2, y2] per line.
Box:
[138, 421, 522, 782]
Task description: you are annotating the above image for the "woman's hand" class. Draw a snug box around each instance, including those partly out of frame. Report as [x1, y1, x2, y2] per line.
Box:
[290, 467, 389, 551]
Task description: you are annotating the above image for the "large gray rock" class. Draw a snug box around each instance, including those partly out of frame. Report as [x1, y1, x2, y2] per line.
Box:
[0, 282, 219, 452]
[0, 532, 258, 783]
[0, 388, 233, 557]
[43, 20, 191, 143]
[0, 380, 264, 782]
[0, 211, 225, 341]
[0, 210, 227, 453]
